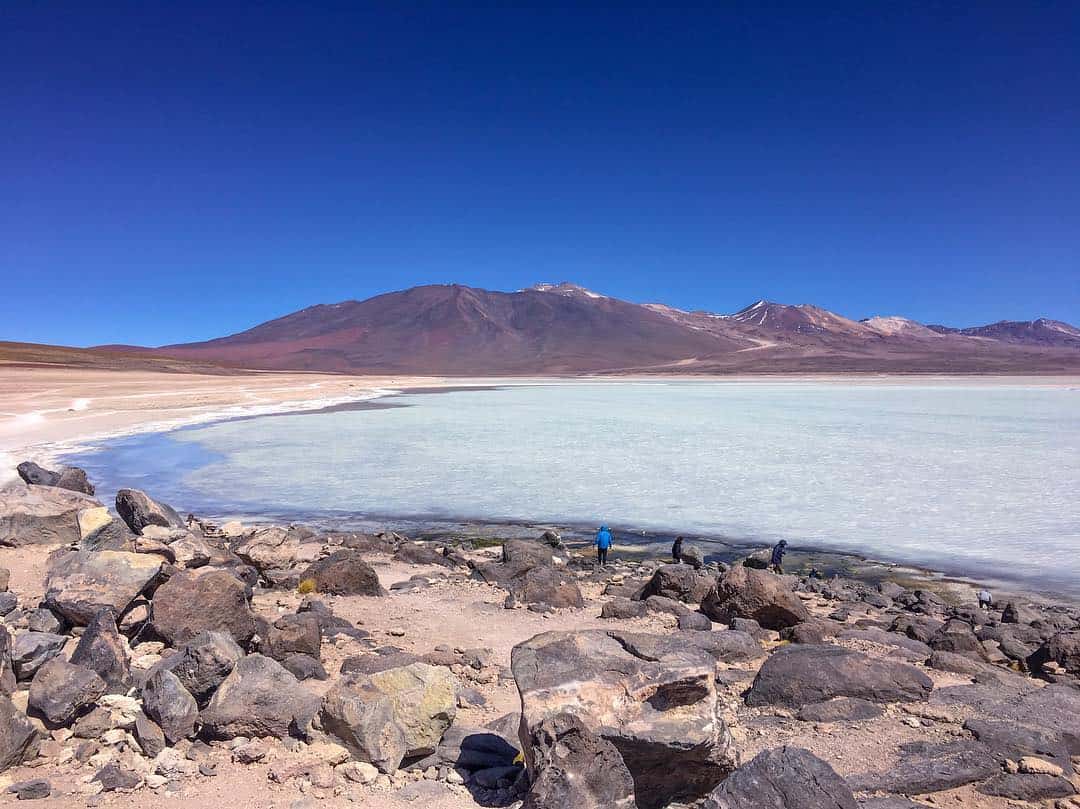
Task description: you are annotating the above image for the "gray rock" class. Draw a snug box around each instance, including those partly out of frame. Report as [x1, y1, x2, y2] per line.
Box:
[17, 461, 94, 495]
[164, 630, 244, 705]
[281, 653, 328, 681]
[43, 549, 162, 626]
[0, 482, 101, 546]
[0, 592, 15, 616]
[11, 632, 66, 681]
[28, 658, 107, 726]
[232, 526, 299, 572]
[142, 668, 198, 743]
[681, 545, 706, 569]
[701, 566, 809, 629]
[320, 677, 407, 773]
[678, 611, 713, 631]
[134, 712, 166, 757]
[513, 630, 735, 809]
[115, 488, 184, 534]
[636, 565, 714, 604]
[1027, 630, 1080, 676]
[781, 619, 844, 645]
[848, 740, 998, 794]
[92, 763, 142, 791]
[346, 663, 457, 757]
[200, 653, 320, 740]
[0, 627, 13, 694]
[977, 772, 1076, 800]
[745, 644, 933, 708]
[298, 550, 386, 596]
[262, 613, 322, 662]
[508, 566, 584, 610]
[24, 608, 64, 635]
[601, 597, 647, 619]
[929, 619, 987, 660]
[6, 777, 51, 799]
[964, 717, 1073, 774]
[70, 608, 129, 693]
[797, 697, 884, 723]
[702, 746, 857, 809]
[0, 695, 39, 772]
[151, 567, 257, 647]
[837, 628, 932, 658]
[522, 713, 636, 809]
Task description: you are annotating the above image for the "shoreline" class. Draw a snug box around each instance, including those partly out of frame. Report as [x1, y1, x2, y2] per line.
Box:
[4, 366, 1079, 607]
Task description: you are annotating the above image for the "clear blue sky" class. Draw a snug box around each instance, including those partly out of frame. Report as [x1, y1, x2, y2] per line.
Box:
[3, 3, 1078, 346]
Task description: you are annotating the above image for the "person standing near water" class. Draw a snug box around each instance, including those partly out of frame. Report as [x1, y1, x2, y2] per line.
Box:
[672, 536, 684, 563]
[770, 540, 788, 574]
[596, 525, 613, 566]
[978, 588, 993, 610]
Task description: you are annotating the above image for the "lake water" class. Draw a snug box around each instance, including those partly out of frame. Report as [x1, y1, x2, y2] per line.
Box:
[67, 381, 1080, 592]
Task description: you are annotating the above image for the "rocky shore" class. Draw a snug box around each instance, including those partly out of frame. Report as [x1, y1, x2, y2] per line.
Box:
[2, 460, 1080, 809]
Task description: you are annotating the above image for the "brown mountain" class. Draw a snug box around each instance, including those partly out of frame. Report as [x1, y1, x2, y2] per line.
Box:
[14, 282, 1075, 375]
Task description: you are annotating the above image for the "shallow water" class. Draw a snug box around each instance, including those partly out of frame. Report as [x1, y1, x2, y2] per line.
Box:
[68, 381, 1080, 592]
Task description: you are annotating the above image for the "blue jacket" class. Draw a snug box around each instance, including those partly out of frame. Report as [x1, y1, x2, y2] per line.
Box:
[596, 526, 613, 550]
[771, 542, 787, 565]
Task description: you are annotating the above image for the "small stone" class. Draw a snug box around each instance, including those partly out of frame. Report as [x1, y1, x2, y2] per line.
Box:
[198, 763, 218, 777]
[339, 760, 378, 785]
[1018, 756, 1065, 777]
[232, 740, 267, 764]
[7, 779, 51, 800]
[902, 716, 922, 728]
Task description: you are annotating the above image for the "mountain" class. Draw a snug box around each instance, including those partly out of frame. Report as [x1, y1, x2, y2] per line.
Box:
[55, 283, 1080, 375]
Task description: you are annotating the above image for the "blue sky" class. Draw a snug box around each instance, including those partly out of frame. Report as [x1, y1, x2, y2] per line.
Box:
[2, 3, 1078, 346]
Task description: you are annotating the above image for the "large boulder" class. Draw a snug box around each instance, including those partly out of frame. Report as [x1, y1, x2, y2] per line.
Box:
[703, 746, 857, 809]
[0, 482, 102, 546]
[262, 613, 322, 662]
[848, 740, 998, 795]
[522, 713, 636, 809]
[298, 550, 386, 596]
[474, 540, 554, 587]
[17, 461, 95, 494]
[114, 488, 184, 535]
[44, 550, 162, 625]
[199, 654, 320, 740]
[75, 506, 135, 551]
[232, 526, 299, 572]
[745, 644, 933, 708]
[929, 619, 987, 660]
[69, 608, 129, 692]
[508, 566, 584, 609]
[163, 630, 244, 706]
[513, 630, 735, 809]
[141, 668, 198, 743]
[701, 566, 809, 629]
[151, 567, 257, 647]
[320, 678, 407, 773]
[28, 658, 107, 726]
[0, 696, 39, 772]
[1027, 630, 1080, 677]
[0, 627, 14, 694]
[10, 632, 67, 681]
[636, 565, 714, 604]
[354, 663, 457, 757]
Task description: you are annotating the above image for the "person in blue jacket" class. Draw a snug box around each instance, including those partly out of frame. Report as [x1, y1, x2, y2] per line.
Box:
[595, 525, 613, 566]
[770, 540, 788, 574]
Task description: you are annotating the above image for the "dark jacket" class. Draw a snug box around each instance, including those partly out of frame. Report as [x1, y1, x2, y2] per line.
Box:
[770, 543, 787, 566]
[596, 526, 613, 550]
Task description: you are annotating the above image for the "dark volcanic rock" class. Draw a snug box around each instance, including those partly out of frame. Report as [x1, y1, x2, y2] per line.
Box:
[0, 627, 13, 694]
[134, 712, 166, 757]
[115, 488, 184, 534]
[781, 619, 843, 645]
[17, 461, 94, 494]
[702, 745, 857, 809]
[281, 653, 327, 681]
[978, 772, 1076, 801]
[601, 597, 647, 619]
[678, 611, 713, 631]
[262, 613, 322, 662]
[522, 712, 636, 809]
[508, 566, 584, 609]
[10, 632, 67, 681]
[838, 628, 932, 658]
[700, 566, 809, 630]
[1027, 630, 1080, 677]
[70, 608, 129, 693]
[636, 565, 714, 604]
[513, 630, 735, 809]
[929, 619, 987, 660]
[797, 697, 885, 723]
[162, 630, 244, 706]
[92, 763, 141, 791]
[7, 777, 51, 799]
[964, 717, 1074, 774]
[848, 740, 998, 795]
[0, 695, 39, 772]
[44, 550, 162, 626]
[745, 644, 933, 708]
[200, 653, 320, 740]
[28, 658, 107, 726]
[298, 550, 386, 596]
[142, 668, 198, 743]
[151, 568, 257, 647]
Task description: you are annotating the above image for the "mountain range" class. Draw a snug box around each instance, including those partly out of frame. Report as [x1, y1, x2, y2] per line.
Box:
[5, 283, 1080, 374]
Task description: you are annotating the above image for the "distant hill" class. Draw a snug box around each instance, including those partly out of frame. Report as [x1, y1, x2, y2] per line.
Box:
[10, 282, 1079, 375]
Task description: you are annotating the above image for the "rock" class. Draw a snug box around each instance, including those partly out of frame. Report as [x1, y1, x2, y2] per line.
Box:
[17, 461, 94, 495]
[1001, 602, 1037, 624]
[200, 654, 320, 740]
[169, 532, 214, 567]
[0, 592, 17, 615]
[298, 550, 386, 596]
[28, 658, 107, 726]
[838, 628, 932, 658]
[354, 663, 457, 757]
[522, 712, 636, 809]
[394, 542, 459, 568]
[281, 653, 328, 681]
[513, 630, 735, 809]
[263, 613, 322, 662]
[11, 632, 66, 681]
[76, 506, 135, 551]
[781, 619, 843, 645]
[1018, 755, 1065, 776]
[660, 629, 764, 664]
[70, 608, 130, 693]
[0, 627, 13, 694]
[7, 778, 51, 800]
[0, 566, 7, 591]
[700, 566, 809, 629]
[134, 712, 166, 757]
[978, 772, 1076, 800]
[93, 763, 142, 791]
[473, 540, 554, 588]
[927, 651, 1010, 683]
[929, 619, 987, 660]
[0, 482, 102, 546]
[702, 746, 857, 809]
[681, 545, 706, 569]
[1028, 630, 1080, 677]
[601, 597, 647, 619]
[44, 550, 162, 626]
[115, 488, 184, 534]
[320, 678, 407, 773]
[164, 630, 244, 706]
[0, 695, 39, 771]
[232, 739, 267, 763]
[151, 567, 257, 647]
[508, 566, 584, 610]
[848, 740, 998, 794]
[233, 526, 299, 572]
[964, 717, 1073, 774]
[745, 644, 933, 708]
[142, 668, 198, 743]
[340, 651, 421, 676]
[636, 565, 714, 604]
[25, 608, 65, 635]
[891, 614, 945, 644]
[678, 611, 713, 631]
[797, 697, 885, 723]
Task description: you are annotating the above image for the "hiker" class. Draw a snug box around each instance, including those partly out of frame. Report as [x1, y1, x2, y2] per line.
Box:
[770, 540, 788, 574]
[595, 525, 613, 565]
[672, 536, 684, 563]
[977, 588, 993, 610]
